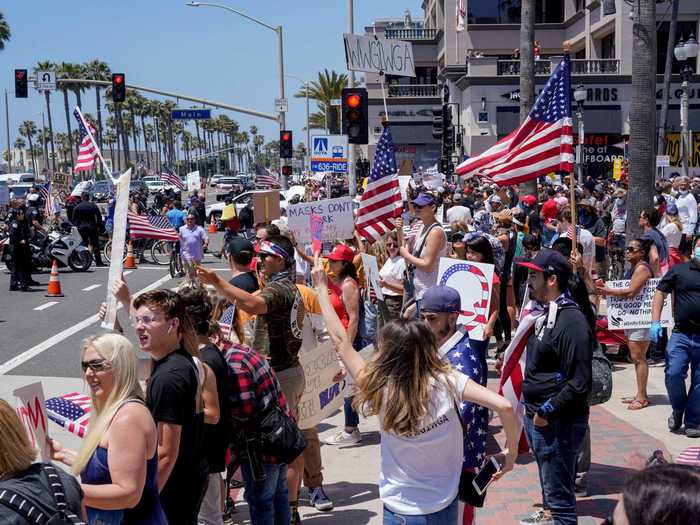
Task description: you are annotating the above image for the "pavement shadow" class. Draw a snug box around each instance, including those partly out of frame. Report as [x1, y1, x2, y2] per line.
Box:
[576, 497, 618, 521]
[586, 462, 635, 497]
[646, 393, 670, 406]
[331, 430, 380, 449]
[314, 481, 380, 508]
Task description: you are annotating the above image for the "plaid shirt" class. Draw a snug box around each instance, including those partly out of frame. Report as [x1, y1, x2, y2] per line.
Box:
[225, 343, 289, 464]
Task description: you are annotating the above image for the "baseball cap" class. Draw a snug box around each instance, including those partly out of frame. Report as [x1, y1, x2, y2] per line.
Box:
[666, 203, 679, 215]
[225, 236, 254, 258]
[326, 244, 355, 262]
[421, 285, 462, 314]
[517, 249, 572, 280]
[412, 192, 435, 207]
[521, 194, 537, 207]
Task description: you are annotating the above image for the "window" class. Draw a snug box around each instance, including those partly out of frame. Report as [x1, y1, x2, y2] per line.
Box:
[657, 22, 699, 74]
[601, 33, 615, 59]
[467, 0, 564, 24]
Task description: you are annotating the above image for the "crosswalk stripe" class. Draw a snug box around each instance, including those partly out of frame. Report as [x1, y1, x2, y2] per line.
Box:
[82, 284, 101, 291]
[34, 301, 59, 311]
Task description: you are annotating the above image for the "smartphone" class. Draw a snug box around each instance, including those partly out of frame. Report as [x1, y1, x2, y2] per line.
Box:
[472, 456, 501, 495]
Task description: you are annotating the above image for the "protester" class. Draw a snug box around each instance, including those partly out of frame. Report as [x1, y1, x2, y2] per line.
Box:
[166, 200, 187, 231]
[661, 204, 683, 267]
[179, 211, 209, 267]
[378, 231, 406, 320]
[0, 399, 86, 524]
[49, 333, 166, 525]
[639, 207, 669, 276]
[225, 236, 259, 293]
[675, 176, 697, 257]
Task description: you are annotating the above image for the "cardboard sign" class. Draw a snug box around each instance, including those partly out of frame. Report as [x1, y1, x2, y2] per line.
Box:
[437, 258, 495, 341]
[343, 33, 416, 77]
[252, 190, 281, 224]
[606, 278, 673, 329]
[186, 170, 201, 192]
[14, 382, 50, 460]
[361, 253, 384, 301]
[297, 341, 345, 430]
[398, 175, 412, 200]
[287, 196, 354, 244]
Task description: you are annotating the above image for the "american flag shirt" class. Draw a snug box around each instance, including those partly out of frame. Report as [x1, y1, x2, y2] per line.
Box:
[439, 328, 488, 469]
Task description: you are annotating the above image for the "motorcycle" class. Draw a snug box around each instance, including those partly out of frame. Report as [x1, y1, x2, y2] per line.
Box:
[30, 223, 93, 272]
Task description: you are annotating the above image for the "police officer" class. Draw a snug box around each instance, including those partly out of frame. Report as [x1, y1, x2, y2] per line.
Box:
[25, 193, 45, 233]
[9, 206, 33, 291]
[71, 192, 105, 266]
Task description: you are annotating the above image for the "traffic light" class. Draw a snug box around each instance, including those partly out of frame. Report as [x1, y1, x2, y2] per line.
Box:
[281, 165, 293, 177]
[112, 73, 126, 103]
[341, 88, 368, 144]
[14, 69, 28, 98]
[440, 157, 449, 175]
[279, 130, 293, 158]
[432, 106, 443, 140]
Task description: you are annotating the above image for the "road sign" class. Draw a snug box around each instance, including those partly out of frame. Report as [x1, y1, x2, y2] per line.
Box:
[275, 98, 288, 113]
[171, 109, 211, 120]
[35, 70, 56, 91]
[311, 134, 348, 173]
[330, 98, 341, 106]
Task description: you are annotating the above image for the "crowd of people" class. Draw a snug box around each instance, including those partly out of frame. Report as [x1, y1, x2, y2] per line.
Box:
[2, 169, 700, 525]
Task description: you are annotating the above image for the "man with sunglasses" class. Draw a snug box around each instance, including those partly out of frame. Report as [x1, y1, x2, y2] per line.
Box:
[179, 211, 208, 268]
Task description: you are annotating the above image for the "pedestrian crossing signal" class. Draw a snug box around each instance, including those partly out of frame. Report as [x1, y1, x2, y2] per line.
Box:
[15, 69, 28, 98]
[342, 88, 368, 145]
[112, 73, 126, 103]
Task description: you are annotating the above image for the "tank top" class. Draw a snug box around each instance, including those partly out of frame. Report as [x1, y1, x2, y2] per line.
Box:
[413, 223, 448, 299]
[328, 278, 357, 330]
[80, 400, 167, 525]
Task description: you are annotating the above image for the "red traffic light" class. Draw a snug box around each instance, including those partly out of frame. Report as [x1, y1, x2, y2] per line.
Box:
[113, 74, 124, 85]
[281, 132, 291, 142]
[345, 94, 361, 108]
[15, 70, 25, 80]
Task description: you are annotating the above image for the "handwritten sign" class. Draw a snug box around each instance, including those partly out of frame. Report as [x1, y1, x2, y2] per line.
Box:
[437, 258, 495, 341]
[252, 190, 281, 224]
[343, 33, 415, 77]
[14, 382, 50, 460]
[297, 341, 346, 430]
[361, 253, 384, 301]
[186, 170, 201, 192]
[310, 214, 323, 255]
[606, 278, 673, 329]
[287, 197, 354, 244]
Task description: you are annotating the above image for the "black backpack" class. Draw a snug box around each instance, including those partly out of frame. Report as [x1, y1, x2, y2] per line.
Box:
[0, 463, 85, 525]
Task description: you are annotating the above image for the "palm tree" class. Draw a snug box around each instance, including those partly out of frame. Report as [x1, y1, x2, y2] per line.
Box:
[34, 60, 57, 172]
[19, 120, 38, 174]
[125, 91, 142, 162]
[518, 0, 536, 196]
[657, 0, 679, 154]
[67, 63, 87, 109]
[85, 60, 111, 161]
[627, 0, 657, 240]
[54, 133, 69, 168]
[0, 11, 11, 50]
[294, 69, 348, 134]
[57, 62, 76, 167]
[14, 138, 26, 168]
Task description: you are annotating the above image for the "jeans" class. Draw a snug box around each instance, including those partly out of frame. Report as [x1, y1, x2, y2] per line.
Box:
[665, 331, 700, 427]
[240, 461, 290, 525]
[344, 396, 360, 428]
[383, 498, 458, 525]
[523, 414, 588, 525]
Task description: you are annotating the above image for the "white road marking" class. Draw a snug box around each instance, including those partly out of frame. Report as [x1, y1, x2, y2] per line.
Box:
[82, 284, 101, 291]
[123, 270, 133, 275]
[34, 301, 59, 311]
[0, 272, 173, 375]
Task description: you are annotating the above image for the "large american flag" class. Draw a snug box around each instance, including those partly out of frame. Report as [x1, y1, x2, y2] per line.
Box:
[45, 392, 92, 438]
[40, 182, 55, 218]
[128, 212, 179, 241]
[160, 166, 185, 190]
[73, 108, 99, 173]
[356, 125, 403, 242]
[455, 55, 574, 186]
[256, 174, 281, 188]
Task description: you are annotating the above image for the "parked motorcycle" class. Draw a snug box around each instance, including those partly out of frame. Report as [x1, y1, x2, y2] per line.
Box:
[30, 223, 93, 272]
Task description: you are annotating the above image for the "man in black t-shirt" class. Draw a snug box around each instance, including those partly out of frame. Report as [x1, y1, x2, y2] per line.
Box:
[131, 289, 207, 525]
[226, 236, 259, 293]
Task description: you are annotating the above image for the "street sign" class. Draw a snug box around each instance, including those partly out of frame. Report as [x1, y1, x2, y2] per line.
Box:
[35, 70, 56, 91]
[275, 98, 288, 113]
[311, 134, 348, 173]
[170, 109, 211, 120]
[656, 155, 670, 167]
[330, 98, 341, 106]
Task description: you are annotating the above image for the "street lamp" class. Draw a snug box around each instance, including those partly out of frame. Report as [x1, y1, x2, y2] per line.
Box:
[573, 84, 586, 185]
[185, 1, 289, 187]
[674, 34, 699, 178]
[286, 74, 311, 173]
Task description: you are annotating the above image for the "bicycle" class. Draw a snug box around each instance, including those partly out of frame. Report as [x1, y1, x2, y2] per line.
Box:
[169, 245, 183, 278]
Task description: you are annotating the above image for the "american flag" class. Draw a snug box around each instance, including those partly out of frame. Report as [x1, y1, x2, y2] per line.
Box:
[40, 182, 55, 218]
[676, 446, 700, 466]
[160, 166, 185, 190]
[456, 55, 574, 186]
[356, 125, 403, 242]
[128, 212, 179, 241]
[73, 108, 99, 173]
[45, 392, 92, 438]
[218, 304, 235, 340]
[256, 174, 281, 188]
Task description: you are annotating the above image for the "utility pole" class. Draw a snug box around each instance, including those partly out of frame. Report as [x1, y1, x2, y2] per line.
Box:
[347, 0, 357, 197]
[41, 113, 48, 172]
[4, 89, 11, 173]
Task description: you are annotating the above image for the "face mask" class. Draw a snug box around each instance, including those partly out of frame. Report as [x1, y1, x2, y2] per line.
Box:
[695, 247, 700, 263]
[680, 190, 689, 196]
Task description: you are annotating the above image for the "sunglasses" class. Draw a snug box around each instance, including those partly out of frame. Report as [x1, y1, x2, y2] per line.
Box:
[81, 359, 112, 372]
[131, 314, 167, 327]
[625, 246, 639, 253]
[386, 242, 398, 248]
[257, 252, 275, 261]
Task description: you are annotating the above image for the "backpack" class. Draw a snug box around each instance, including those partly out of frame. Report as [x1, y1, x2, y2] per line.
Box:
[0, 463, 85, 525]
[588, 342, 613, 406]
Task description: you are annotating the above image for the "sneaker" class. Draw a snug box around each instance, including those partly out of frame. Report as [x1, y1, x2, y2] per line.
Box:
[519, 509, 554, 525]
[290, 508, 301, 525]
[685, 425, 700, 438]
[322, 429, 361, 445]
[669, 411, 684, 432]
[309, 486, 334, 511]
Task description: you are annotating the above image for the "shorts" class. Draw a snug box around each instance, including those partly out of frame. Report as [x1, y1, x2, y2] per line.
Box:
[625, 328, 650, 342]
[276, 365, 306, 419]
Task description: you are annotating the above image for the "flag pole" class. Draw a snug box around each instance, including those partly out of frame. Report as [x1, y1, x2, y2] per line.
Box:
[74, 106, 115, 185]
[563, 40, 578, 255]
[371, 27, 389, 121]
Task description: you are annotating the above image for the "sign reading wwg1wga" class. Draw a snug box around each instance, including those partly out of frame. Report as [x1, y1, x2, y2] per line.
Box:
[343, 33, 415, 77]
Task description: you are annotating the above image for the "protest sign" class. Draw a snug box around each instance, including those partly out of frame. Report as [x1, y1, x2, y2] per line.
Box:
[343, 33, 415, 77]
[14, 382, 50, 460]
[51, 172, 72, 203]
[310, 213, 323, 255]
[437, 258, 495, 341]
[102, 169, 131, 330]
[252, 190, 281, 224]
[398, 175, 412, 200]
[606, 278, 673, 329]
[287, 196, 354, 244]
[297, 341, 346, 430]
[186, 170, 201, 192]
[361, 253, 384, 301]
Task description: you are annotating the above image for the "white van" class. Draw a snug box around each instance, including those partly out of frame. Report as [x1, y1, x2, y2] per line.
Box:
[0, 173, 36, 184]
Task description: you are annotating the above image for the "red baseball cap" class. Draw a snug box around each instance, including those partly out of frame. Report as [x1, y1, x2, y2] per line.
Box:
[326, 244, 355, 262]
[522, 195, 537, 207]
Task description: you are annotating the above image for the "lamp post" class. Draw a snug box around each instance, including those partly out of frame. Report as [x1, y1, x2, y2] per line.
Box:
[573, 84, 586, 186]
[674, 34, 699, 178]
[186, 1, 288, 186]
[286, 75, 311, 172]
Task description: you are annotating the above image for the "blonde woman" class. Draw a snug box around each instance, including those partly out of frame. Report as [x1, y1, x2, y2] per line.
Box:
[49, 333, 166, 525]
[662, 203, 683, 267]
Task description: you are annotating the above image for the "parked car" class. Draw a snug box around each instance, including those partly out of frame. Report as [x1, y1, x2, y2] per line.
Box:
[206, 190, 289, 222]
[209, 174, 224, 187]
[129, 179, 149, 194]
[92, 180, 112, 202]
[215, 176, 238, 200]
[144, 179, 166, 193]
[8, 183, 34, 201]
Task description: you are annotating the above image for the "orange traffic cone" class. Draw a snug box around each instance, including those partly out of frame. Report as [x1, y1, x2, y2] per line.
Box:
[45, 260, 64, 297]
[208, 215, 217, 233]
[124, 240, 138, 269]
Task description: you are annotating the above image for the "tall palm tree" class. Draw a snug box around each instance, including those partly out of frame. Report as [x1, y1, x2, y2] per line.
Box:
[125, 91, 142, 162]
[19, 120, 37, 174]
[54, 133, 68, 169]
[518, 0, 536, 196]
[34, 60, 57, 172]
[657, 0, 679, 154]
[57, 62, 76, 167]
[294, 69, 348, 134]
[627, 0, 657, 240]
[67, 63, 87, 109]
[14, 137, 25, 168]
[85, 59, 111, 165]
[0, 11, 11, 50]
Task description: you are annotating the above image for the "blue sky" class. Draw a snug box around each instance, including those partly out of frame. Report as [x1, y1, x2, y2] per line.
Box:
[2, 0, 421, 157]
